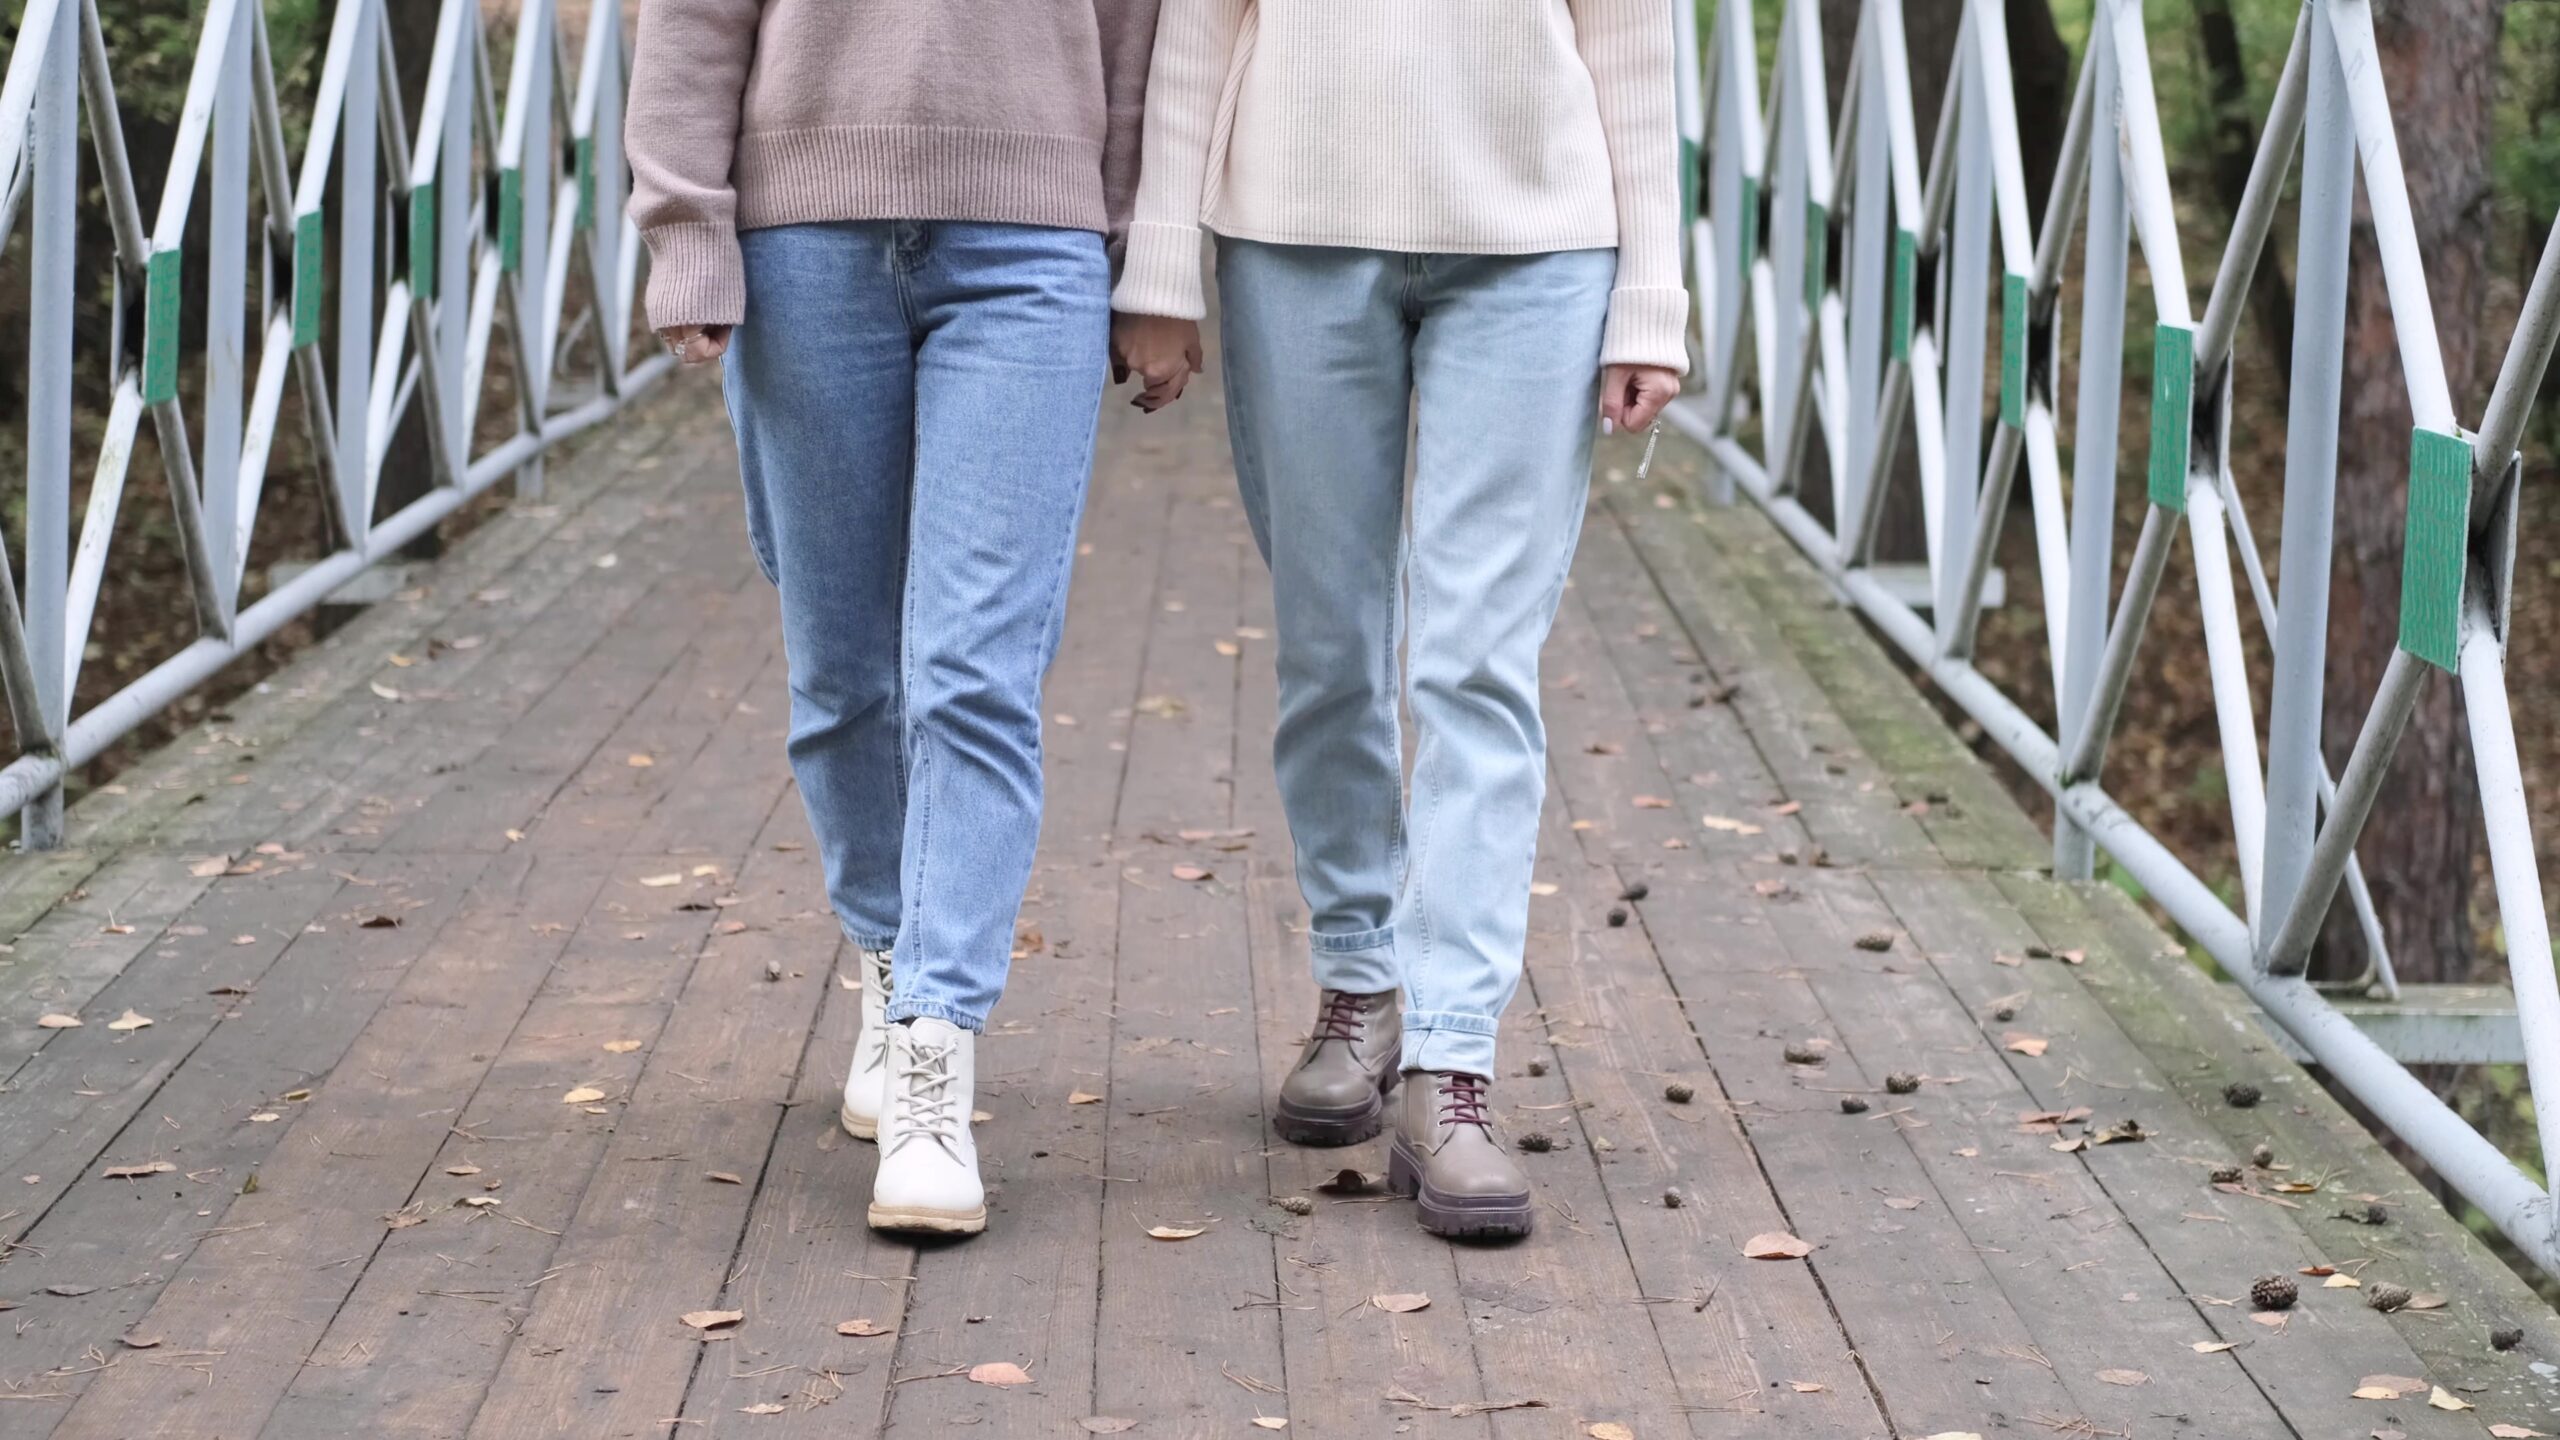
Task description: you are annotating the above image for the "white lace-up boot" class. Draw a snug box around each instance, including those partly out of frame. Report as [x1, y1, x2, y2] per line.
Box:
[838, 947, 894, 1140]
[867, 1017, 987, 1235]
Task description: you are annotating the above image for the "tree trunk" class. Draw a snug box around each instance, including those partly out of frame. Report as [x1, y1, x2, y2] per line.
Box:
[2193, 0, 2293, 383]
[2321, 0, 2505, 984]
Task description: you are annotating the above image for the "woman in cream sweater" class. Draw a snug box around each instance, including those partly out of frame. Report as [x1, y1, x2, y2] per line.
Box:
[1114, 0, 1689, 1239]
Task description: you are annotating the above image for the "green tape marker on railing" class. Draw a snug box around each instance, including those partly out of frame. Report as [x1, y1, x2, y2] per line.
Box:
[1890, 229, 1915, 362]
[1804, 199, 1827, 309]
[292, 210, 325, 349]
[575, 137, 597, 230]
[409, 180, 437, 302]
[142, 248, 182, 406]
[1737, 174, 1759, 280]
[499, 168, 523, 272]
[2398, 426, 2473, 672]
[2147, 322, 2194, 513]
[1678, 136, 1700, 234]
[1999, 270, 2027, 429]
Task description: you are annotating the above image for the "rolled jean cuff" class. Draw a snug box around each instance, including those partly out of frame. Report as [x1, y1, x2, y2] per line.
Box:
[882, 997, 986, 1033]
[1401, 1011, 1500, 1077]
[1308, 924, 1398, 994]
[840, 921, 898, 955]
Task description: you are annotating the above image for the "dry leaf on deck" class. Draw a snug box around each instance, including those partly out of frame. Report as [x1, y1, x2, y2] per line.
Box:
[639, 873, 683, 888]
[2430, 1388, 2474, 1412]
[1788, 1381, 1825, 1393]
[1370, 1293, 1430, 1313]
[2354, 1375, 2428, 1400]
[1146, 1225, 1207, 1241]
[1251, 1421, 1288, 1432]
[2490, 1426, 2551, 1438]
[1068, 1090, 1105, 1105]
[1080, 1420, 1138, 1435]
[1920, 1434, 1986, 1440]
[1699, 814, 1763, 835]
[1587, 1425, 1635, 1440]
[444, 1164, 481, 1177]
[968, 1362, 1033, 1387]
[706, 1171, 743, 1185]
[2096, 1369, 2147, 1387]
[627, 754, 655, 768]
[1743, 1231, 1813, 1260]
[562, 1087, 607, 1105]
[2002, 1033, 2050, 1058]
[738, 1403, 784, 1415]
[2190, 1341, 2238, 1354]
[1529, 882, 1559, 896]
[603, 1039, 644, 1054]
[836, 1318, 890, 1337]
[101, 1160, 174, 1179]
[2323, 1273, 2361, 1289]
[682, 1309, 744, 1331]
[106, 1010, 153, 1032]
[1170, 866, 1212, 882]
[36, 1014, 81, 1029]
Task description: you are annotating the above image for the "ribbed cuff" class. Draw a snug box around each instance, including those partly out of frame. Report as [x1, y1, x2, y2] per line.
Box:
[641, 221, 746, 331]
[1601, 285, 1692, 374]
[1111, 220, 1209, 319]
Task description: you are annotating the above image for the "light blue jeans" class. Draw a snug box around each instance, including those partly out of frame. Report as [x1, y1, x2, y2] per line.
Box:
[724, 220, 1108, 1032]
[1216, 238, 1615, 1078]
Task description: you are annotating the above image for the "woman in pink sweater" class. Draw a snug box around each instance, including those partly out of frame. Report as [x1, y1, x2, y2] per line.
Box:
[626, 0, 1163, 1239]
[1113, 0, 1690, 1240]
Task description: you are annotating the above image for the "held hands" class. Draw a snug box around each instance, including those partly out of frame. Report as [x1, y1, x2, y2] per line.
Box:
[1113, 313, 1202, 413]
[1601, 364, 1681, 434]
[658, 325, 731, 365]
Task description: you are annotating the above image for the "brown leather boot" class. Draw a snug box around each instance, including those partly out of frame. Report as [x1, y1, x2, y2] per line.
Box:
[1389, 1071, 1533, 1238]
[1272, 990, 1401, 1146]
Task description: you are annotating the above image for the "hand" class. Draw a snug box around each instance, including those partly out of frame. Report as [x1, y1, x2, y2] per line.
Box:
[1601, 364, 1681, 433]
[659, 324, 731, 365]
[1113, 313, 1203, 413]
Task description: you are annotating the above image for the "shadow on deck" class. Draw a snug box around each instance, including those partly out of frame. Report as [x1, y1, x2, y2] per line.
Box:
[0, 363, 2555, 1439]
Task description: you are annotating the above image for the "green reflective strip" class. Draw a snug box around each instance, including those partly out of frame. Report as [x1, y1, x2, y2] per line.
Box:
[292, 211, 325, 349]
[2147, 323, 2194, 513]
[1889, 229, 1915, 362]
[2398, 426, 2473, 672]
[575, 137, 596, 230]
[409, 180, 436, 302]
[1678, 136, 1700, 233]
[142, 248, 182, 405]
[499, 167, 522, 272]
[1737, 174, 1758, 278]
[1803, 199, 1827, 308]
[1998, 270, 2027, 429]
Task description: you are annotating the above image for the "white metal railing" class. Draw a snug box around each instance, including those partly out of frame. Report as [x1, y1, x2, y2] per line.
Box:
[0, 0, 670, 846]
[1672, 0, 2560, 1275]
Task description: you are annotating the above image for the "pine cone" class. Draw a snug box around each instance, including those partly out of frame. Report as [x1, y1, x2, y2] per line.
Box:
[1885, 1072, 1921, 1095]
[1663, 1082, 1696, 1104]
[2250, 1274, 2298, 1312]
[2366, 1283, 2412, 1313]
[1783, 1041, 1824, 1065]
[1840, 1096, 1870, 1114]
[2222, 1082, 2261, 1109]
[2250, 1143, 2276, 1168]
[2492, 1325, 2525, 1351]
[2210, 1165, 2244, 1185]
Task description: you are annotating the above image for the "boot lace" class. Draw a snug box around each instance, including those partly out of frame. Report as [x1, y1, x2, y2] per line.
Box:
[887, 1032, 963, 1156]
[855, 950, 894, 1074]
[1437, 1073, 1493, 1133]
[1312, 990, 1371, 1045]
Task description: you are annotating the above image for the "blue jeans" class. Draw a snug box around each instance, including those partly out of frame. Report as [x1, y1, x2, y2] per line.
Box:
[1216, 238, 1614, 1078]
[724, 220, 1108, 1032]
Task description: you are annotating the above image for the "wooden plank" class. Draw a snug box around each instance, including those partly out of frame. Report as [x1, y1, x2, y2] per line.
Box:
[258, 838, 762, 1437]
[876, 402, 1173, 1436]
[457, 818, 830, 1439]
[45, 850, 615, 1440]
[1998, 872, 2560, 1431]
[1084, 438, 1292, 1435]
[0, 854, 217, 1078]
[619, 642, 795, 860]
[0, 854, 485, 1432]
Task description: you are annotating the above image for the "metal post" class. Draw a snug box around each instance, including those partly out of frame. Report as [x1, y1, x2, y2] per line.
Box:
[2259, 6, 2353, 969]
[2055, 19, 2124, 877]
[203, 0, 249, 630]
[22, 0, 77, 849]
[339, 0, 378, 539]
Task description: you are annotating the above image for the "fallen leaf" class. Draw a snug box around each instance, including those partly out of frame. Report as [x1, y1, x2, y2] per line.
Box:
[1068, 1090, 1104, 1105]
[36, 1013, 81, 1029]
[189, 855, 231, 878]
[1250, 1422, 1287, 1432]
[603, 1040, 643, 1054]
[106, 1010, 153, 1032]
[101, 1160, 175, 1180]
[1080, 1421, 1138, 1435]
[459, 1196, 502, 1208]
[639, 872, 684, 888]
[682, 1309, 744, 1331]
[2405, 1293, 2447, 1311]
[739, 1403, 785, 1415]
[1919, 1434, 1985, 1440]
[121, 1334, 161, 1349]
[1146, 1225, 1207, 1241]
[444, 1164, 482, 1177]
[1699, 814, 1764, 835]
[1170, 866, 1212, 882]
[1214, 640, 1240, 657]
[1743, 1232, 1813, 1259]
[1632, 795, 1672, 810]
[1370, 1293, 1430, 1313]
[2355, 1376, 2429, 1400]
[1883, 1197, 1924, 1211]
[968, 1362, 1033, 1387]
[2247, 1312, 2289, 1328]
[1588, 1426, 1635, 1440]
[1788, 1381, 1825, 1393]
[2429, 1388, 2473, 1413]
[2191, 1341, 2239, 1354]
[282, 1088, 311, 1101]
[562, 1087, 607, 1105]
[836, 1318, 890, 1337]
[1529, 882, 1560, 897]
[2324, 1273, 2362, 1289]
[2490, 1425, 2551, 1437]
[45, 1285, 96, 1297]
[2096, 1369, 2148, 1387]
[369, 681, 403, 701]
[2002, 1032, 2050, 1058]
[249, 1112, 279, 1123]
[706, 1171, 744, 1185]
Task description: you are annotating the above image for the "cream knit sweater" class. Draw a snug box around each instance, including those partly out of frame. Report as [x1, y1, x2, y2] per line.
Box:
[1111, 0, 1690, 372]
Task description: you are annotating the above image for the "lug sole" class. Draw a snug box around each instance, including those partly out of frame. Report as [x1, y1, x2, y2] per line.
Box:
[1388, 1133, 1534, 1239]
[839, 1100, 878, 1142]
[867, 1202, 988, 1235]
[1272, 1069, 1400, 1148]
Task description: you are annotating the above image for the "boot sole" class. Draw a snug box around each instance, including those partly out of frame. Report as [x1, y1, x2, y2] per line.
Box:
[867, 1202, 987, 1235]
[1273, 1070, 1400, 1148]
[839, 1101, 878, 1142]
[1388, 1133, 1534, 1239]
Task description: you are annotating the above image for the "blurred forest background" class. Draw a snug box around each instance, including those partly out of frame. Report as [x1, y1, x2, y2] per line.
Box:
[0, 0, 2557, 1282]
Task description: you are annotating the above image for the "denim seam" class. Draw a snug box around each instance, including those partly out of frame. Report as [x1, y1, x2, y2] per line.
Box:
[883, 997, 984, 1033]
[841, 920, 898, 955]
[1402, 1010, 1499, 1037]
[1309, 924, 1395, 954]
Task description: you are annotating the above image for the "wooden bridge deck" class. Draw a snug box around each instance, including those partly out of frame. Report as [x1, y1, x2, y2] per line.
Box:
[2, 361, 2556, 1440]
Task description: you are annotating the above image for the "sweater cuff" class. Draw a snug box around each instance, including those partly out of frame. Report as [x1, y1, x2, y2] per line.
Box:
[1601, 285, 1693, 375]
[641, 221, 747, 330]
[1111, 220, 1208, 319]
